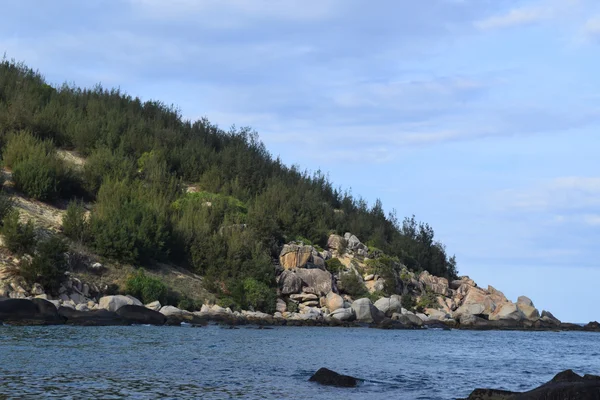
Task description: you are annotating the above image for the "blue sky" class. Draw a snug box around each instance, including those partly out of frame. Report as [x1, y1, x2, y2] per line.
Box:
[2, 0, 599, 322]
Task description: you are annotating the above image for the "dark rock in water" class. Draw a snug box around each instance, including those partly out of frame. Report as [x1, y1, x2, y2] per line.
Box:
[116, 305, 166, 326]
[462, 369, 600, 400]
[58, 307, 129, 326]
[374, 318, 413, 330]
[584, 321, 600, 331]
[423, 320, 451, 330]
[309, 367, 359, 387]
[0, 298, 65, 325]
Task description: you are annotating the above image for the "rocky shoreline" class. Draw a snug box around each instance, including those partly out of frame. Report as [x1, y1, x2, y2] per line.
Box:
[1, 295, 600, 332]
[2, 232, 599, 330]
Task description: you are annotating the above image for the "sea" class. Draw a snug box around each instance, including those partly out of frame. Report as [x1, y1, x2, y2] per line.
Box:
[1, 324, 599, 399]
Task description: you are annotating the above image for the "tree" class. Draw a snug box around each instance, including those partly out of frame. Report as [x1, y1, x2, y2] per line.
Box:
[20, 235, 69, 292]
[1, 211, 36, 255]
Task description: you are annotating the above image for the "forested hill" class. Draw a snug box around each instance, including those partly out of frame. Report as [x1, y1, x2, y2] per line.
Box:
[0, 59, 457, 297]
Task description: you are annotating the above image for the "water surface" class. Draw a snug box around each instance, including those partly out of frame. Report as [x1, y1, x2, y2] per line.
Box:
[1, 325, 599, 399]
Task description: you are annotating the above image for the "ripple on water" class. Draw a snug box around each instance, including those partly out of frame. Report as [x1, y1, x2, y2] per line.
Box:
[1, 326, 600, 400]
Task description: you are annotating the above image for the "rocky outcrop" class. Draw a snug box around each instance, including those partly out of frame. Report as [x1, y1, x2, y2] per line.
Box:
[374, 296, 402, 317]
[277, 270, 303, 295]
[294, 268, 333, 296]
[351, 298, 385, 323]
[0, 298, 64, 325]
[98, 295, 142, 312]
[145, 301, 162, 311]
[461, 369, 600, 400]
[516, 296, 540, 321]
[325, 291, 344, 312]
[309, 368, 359, 387]
[419, 271, 450, 296]
[330, 307, 355, 321]
[279, 244, 316, 269]
[116, 305, 167, 325]
[488, 302, 523, 321]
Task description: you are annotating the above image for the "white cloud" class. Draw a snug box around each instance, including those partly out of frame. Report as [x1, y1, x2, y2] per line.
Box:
[475, 7, 551, 30]
[495, 177, 600, 212]
[583, 16, 600, 41]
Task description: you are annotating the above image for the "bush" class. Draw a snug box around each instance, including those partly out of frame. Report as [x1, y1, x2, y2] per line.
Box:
[1, 211, 36, 255]
[12, 155, 61, 201]
[339, 273, 367, 298]
[3, 131, 66, 201]
[20, 235, 69, 292]
[325, 257, 344, 274]
[416, 290, 439, 313]
[62, 200, 89, 242]
[0, 189, 13, 224]
[178, 296, 203, 311]
[401, 293, 415, 310]
[243, 277, 277, 314]
[286, 300, 298, 313]
[125, 269, 168, 305]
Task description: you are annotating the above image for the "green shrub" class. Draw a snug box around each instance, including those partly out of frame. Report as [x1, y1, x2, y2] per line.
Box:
[0, 189, 13, 224]
[243, 277, 277, 314]
[1, 211, 36, 255]
[286, 300, 298, 313]
[3, 130, 66, 201]
[325, 257, 344, 273]
[125, 269, 168, 304]
[82, 147, 135, 195]
[20, 235, 68, 292]
[339, 273, 368, 298]
[62, 200, 89, 242]
[178, 296, 203, 311]
[367, 290, 386, 304]
[401, 293, 415, 310]
[416, 290, 439, 312]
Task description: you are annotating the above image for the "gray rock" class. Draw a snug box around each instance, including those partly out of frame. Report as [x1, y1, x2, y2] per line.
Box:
[294, 268, 333, 296]
[325, 291, 344, 312]
[75, 303, 89, 312]
[145, 301, 162, 311]
[98, 295, 142, 312]
[517, 295, 534, 307]
[330, 307, 355, 321]
[351, 298, 385, 323]
[276, 298, 287, 314]
[31, 283, 45, 296]
[277, 270, 303, 295]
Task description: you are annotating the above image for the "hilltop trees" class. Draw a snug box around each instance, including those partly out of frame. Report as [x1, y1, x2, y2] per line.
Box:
[0, 58, 459, 310]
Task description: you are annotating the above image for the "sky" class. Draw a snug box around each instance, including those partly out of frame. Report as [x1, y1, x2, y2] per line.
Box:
[1, 0, 599, 322]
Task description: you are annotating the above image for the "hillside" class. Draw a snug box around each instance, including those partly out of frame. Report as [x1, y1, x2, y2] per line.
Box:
[0, 59, 458, 308]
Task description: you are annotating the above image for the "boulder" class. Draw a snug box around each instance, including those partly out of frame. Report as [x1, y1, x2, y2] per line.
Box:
[290, 293, 319, 302]
[425, 308, 449, 321]
[59, 307, 128, 326]
[418, 271, 450, 296]
[277, 270, 303, 295]
[325, 291, 344, 312]
[294, 268, 333, 296]
[116, 305, 167, 325]
[346, 234, 365, 251]
[488, 302, 523, 321]
[517, 295, 534, 307]
[391, 313, 423, 327]
[330, 307, 355, 321]
[145, 301, 162, 311]
[540, 310, 561, 326]
[351, 298, 385, 323]
[461, 286, 496, 316]
[461, 369, 600, 400]
[487, 285, 508, 304]
[365, 278, 385, 293]
[0, 298, 64, 325]
[98, 295, 142, 312]
[75, 304, 89, 312]
[159, 305, 187, 317]
[279, 244, 313, 269]
[327, 234, 345, 251]
[276, 298, 287, 314]
[452, 303, 485, 320]
[373, 296, 402, 317]
[309, 368, 359, 387]
[364, 274, 375, 281]
[516, 302, 540, 321]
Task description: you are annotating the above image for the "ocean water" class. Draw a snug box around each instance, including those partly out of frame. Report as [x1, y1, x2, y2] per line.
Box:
[1, 325, 599, 400]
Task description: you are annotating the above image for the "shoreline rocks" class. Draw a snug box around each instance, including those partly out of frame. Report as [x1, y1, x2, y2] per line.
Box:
[309, 368, 360, 387]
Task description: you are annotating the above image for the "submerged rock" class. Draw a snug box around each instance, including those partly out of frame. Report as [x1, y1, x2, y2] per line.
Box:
[309, 368, 359, 387]
[461, 369, 600, 400]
